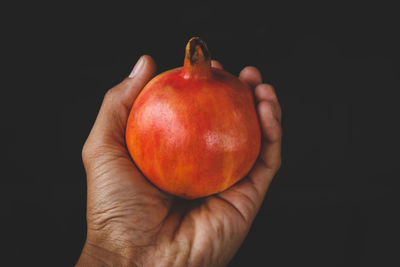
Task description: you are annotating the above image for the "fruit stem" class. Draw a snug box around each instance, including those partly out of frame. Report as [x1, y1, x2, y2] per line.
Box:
[182, 37, 212, 79]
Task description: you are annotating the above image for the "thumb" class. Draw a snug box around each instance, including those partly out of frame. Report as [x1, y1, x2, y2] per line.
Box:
[82, 55, 156, 163]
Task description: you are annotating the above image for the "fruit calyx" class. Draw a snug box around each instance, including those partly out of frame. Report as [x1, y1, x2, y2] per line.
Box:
[182, 37, 212, 80]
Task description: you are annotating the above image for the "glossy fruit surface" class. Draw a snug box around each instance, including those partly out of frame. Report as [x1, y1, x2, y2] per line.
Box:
[126, 37, 261, 199]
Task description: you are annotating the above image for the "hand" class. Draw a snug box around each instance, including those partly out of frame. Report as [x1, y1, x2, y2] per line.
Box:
[76, 55, 282, 267]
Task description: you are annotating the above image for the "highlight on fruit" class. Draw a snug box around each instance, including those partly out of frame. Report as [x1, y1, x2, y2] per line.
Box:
[126, 37, 261, 199]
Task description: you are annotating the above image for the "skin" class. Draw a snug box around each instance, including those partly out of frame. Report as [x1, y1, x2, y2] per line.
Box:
[76, 55, 282, 267]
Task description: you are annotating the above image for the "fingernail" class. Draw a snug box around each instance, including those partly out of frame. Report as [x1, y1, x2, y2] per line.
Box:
[129, 56, 145, 78]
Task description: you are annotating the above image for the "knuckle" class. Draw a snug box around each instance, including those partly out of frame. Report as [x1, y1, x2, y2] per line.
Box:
[257, 84, 278, 101]
[103, 86, 125, 109]
[81, 139, 105, 167]
[270, 92, 279, 102]
[103, 88, 118, 102]
[267, 156, 282, 173]
[82, 138, 123, 171]
[81, 140, 93, 166]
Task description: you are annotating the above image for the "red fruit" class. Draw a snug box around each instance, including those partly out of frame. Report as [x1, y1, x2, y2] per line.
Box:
[126, 37, 261, 199]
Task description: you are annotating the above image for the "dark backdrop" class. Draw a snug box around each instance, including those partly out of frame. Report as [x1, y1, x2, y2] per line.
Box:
[3, 1, 399, 266]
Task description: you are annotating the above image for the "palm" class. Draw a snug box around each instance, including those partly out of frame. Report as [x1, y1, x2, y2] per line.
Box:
[87, 151, 266, 265]
[80, 57, 281, 266]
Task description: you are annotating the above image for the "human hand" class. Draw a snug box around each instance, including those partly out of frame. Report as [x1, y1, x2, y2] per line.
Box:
[76, 55, 282, 267]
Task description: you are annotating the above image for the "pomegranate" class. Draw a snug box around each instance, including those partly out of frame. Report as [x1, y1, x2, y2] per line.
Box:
[126, 37, 261, 199]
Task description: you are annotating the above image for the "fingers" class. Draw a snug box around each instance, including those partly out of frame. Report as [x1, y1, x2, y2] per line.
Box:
[257, 101, 282, 167]
[82, 55, 156, 163]
[238, 66, 282, 166]
[255, 83, 277, 103]
[121, 55, 157, 108]
[255, 84, 282, 122]
[110, 55, 157, 111]
[239, 66, 262, 88]
[254, 83, 282, 169]
[239, 65, 281, 170]
[246, 83, 282, 198]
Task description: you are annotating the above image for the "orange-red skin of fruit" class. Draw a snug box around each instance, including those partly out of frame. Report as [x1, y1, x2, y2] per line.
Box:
[126, 67, 261, 199]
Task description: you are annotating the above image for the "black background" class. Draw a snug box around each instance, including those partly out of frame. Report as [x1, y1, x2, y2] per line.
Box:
[2, 1, 399, 266]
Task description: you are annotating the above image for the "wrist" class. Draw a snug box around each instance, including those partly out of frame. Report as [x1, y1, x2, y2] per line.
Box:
[75, 239, 136, 267]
